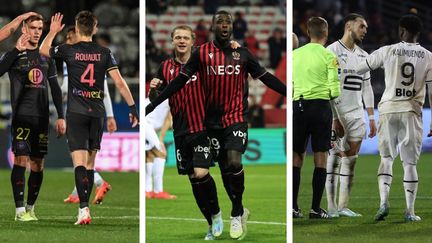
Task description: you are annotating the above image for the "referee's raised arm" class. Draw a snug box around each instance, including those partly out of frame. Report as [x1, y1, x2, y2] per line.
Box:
[292, 16, 340, 219]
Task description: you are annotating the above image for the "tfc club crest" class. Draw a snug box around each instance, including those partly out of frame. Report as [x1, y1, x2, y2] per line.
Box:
[232, 51, 240, 60]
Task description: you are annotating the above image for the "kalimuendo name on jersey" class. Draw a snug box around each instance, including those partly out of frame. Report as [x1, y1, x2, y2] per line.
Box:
[392, 49, 425, 58]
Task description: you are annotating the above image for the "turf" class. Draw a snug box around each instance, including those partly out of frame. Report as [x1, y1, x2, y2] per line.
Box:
[146, 164, 286, 242]
[0, 169, 138, 243]
[294, 154, 432, 243]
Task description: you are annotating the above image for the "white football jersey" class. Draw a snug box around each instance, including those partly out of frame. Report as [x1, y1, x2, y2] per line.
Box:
[357, 41, 432, 115]
[145, 98, 169, 130]
[327, 40, 372, 118]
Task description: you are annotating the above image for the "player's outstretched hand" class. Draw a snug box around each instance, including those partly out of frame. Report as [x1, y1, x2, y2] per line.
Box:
[107, 117, 117, 134]
[368, 120, 377, 138]
[16, 34, 29, 51]
[50, 13, 65, 33]
[129, 104, 139, 128]
[55, 118, 66, 138]
[150, 78, 163, 89]
[428, 130, 432, 137]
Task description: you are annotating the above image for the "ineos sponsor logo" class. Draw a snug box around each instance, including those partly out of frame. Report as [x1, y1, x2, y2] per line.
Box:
[206, 65, 240, 75]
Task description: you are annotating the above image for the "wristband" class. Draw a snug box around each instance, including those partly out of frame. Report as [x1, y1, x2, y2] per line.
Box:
[368, 114, 375, 120]
[129, 104, 139, 119]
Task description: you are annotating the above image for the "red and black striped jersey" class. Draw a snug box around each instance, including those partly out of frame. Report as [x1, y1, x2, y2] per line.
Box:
[156, 58, 205, 136]
[181, 40, 267, 129]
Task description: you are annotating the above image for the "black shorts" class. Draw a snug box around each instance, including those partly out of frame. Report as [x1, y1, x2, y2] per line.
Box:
[208, 122, 248, 162]
[12, 115, 49, 158]
[174, 131, 213, 175]
[293, 99, 332, 153]
[66, 112, 104, 152]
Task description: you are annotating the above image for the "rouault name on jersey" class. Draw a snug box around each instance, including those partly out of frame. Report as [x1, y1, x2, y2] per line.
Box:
[206, 65, 240, 75]
[75, 53, 101, 61]
[392, 49, 425, 58]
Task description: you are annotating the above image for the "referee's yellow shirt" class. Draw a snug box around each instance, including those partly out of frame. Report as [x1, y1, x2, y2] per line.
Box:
[293, 43, 340, 101]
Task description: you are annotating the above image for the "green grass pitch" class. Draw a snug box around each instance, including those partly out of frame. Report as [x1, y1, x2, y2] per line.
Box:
[294, 154, 432, 243]
[146, 164, 286, 242]
[0, 169, 138, 243]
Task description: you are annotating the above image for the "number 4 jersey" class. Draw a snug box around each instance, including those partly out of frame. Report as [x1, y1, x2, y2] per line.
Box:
[50, 42, 118, 117]
[327, 40, 372, 117]
[357, 41, 432, 115]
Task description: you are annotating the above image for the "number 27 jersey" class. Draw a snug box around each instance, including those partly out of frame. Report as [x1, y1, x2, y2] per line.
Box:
[327, 40, 371, 115]
[50, 42, 118, 117]
[357, 41, 432, 115]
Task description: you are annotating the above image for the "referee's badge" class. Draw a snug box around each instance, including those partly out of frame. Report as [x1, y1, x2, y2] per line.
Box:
[232, 51, 240, 60]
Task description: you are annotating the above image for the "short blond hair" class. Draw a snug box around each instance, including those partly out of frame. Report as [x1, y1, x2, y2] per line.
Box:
[171, 25, 196, 41]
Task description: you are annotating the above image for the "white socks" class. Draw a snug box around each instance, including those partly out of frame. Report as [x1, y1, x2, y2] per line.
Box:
[403, 161, 418, 214]
[378, 157, 393, 206]
[94, 170, 104, 187]
[338, 155, 357, 209]
[146, 163, 153, 192]
[153, 157, 166, 193]
[326, 152, 341, 211]
[16, 207, 25, 214]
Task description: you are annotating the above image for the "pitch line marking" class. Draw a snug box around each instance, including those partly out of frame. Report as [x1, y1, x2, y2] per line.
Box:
[146, 216, 286, 225]
[41, 215, 139, 220]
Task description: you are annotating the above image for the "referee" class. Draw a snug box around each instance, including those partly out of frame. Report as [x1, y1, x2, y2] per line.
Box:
[292, 17, 340, 219]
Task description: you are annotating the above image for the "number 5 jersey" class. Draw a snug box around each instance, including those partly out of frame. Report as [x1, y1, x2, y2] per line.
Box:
[327, 40, 373, 119]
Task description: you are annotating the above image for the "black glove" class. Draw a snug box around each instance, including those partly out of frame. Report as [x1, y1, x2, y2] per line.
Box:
[145, 103, 155, 116]
[129, 104, 139, 123]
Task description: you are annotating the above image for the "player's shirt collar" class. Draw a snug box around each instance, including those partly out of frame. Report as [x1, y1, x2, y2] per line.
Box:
[401, 41, 420, 46]
[212, 39, 231, 49]
[337, 40, 357, 53]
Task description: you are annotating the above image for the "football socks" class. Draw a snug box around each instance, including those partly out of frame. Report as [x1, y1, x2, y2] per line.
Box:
[75, 166, 89, 208]
[11, 165, 26, 208]
[312, 167, 326, 212]
[27, 170, 43, 206]
[378, 156, 393, 206]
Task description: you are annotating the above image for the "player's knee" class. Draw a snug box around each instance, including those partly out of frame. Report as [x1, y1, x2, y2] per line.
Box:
[190, 168, 209, 179]
[227, 150, 242, 169]
[29, 157, 44, 171]
[14, 156, 29, 167]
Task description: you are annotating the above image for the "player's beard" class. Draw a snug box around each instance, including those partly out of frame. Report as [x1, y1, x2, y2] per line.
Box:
[351, 32, 362, 45]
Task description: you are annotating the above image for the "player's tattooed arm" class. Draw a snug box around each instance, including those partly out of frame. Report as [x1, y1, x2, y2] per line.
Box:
[0, 12, 37, 42]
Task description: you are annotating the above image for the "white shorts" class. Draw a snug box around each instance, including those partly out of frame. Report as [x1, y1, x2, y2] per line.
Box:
[145, 122, 162, 151]
[332, 111, 366, 152]
[378, 112, 422, 162]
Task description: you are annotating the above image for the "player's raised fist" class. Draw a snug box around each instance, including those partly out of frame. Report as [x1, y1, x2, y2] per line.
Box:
[150, 78, 163, 89]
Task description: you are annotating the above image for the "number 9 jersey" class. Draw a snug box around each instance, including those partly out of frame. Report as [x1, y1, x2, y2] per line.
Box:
[327, 40, 373, 118]
[49, 42, 118, 118]
[357, 41, 432, 115]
